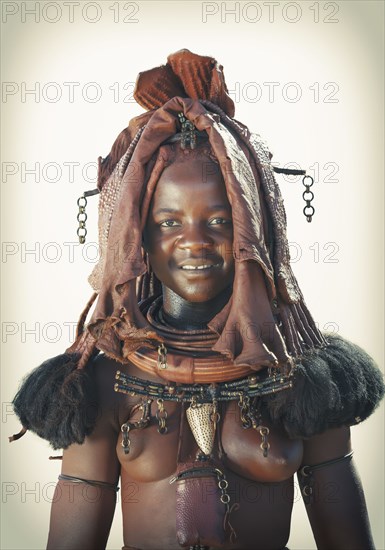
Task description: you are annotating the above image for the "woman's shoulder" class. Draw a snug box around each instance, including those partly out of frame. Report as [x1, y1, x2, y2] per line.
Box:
[91, 352, 120, 382]
[89, 353, 139, 427]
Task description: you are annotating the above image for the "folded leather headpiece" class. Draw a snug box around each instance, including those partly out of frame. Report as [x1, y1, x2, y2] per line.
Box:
[68, 49, 326, 370]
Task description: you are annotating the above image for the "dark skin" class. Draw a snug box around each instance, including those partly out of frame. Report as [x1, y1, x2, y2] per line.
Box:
[160, 285, 233, 331]
[142, 159, 236, 319]
[47, 158, 374, 550]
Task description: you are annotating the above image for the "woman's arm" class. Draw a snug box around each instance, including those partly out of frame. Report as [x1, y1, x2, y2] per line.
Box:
[46, 357, 121, 550]
[299, 426, 374, 550]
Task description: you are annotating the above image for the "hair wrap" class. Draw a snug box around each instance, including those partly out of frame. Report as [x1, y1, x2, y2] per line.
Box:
[67, 52, 326, 369]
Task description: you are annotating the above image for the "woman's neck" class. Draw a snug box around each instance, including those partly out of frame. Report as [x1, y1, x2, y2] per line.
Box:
[161, 285, 232, 330]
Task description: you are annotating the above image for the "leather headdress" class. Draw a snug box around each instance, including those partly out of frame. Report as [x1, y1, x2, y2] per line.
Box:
[68, 49, 326, 370]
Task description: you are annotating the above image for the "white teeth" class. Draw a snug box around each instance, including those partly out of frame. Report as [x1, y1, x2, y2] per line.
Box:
[181, 263, 219, 270]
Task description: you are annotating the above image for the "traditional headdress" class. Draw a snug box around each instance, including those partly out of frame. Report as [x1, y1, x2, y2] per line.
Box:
[12, 50, 384, 449]
[69, 50, 325, 369]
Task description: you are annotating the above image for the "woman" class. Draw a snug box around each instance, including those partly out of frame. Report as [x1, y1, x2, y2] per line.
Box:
[12, 50, 384, 550]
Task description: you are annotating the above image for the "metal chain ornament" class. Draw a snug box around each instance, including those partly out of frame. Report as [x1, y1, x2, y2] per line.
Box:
[302, 175, 315, 222]
[77, 196, 87, 244]
[272, 166, 316, 222]
[76, 188, 100, 243]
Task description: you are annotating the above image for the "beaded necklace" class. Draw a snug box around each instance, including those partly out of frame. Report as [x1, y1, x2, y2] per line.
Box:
[114, 295, 295, 457]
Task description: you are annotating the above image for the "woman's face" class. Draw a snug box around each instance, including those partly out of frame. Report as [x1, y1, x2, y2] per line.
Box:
[143, 158, 235, 303]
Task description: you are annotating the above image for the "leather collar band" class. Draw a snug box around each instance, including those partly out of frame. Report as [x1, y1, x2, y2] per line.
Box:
[127, 346, 254, 384]
[125, 296, 291, 385]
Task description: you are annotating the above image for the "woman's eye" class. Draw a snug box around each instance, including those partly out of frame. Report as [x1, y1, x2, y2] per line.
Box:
[209, 217, 231, 225]
[160, 220, 179, 227]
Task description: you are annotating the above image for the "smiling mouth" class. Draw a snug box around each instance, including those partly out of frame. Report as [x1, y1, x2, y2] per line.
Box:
[180, 263, 222, 271]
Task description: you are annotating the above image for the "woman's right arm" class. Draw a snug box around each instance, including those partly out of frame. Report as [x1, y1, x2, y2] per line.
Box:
[47, 356, 121, 550]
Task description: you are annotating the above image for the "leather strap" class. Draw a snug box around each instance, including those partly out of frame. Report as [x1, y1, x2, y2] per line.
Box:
[58, 474, 119, 492]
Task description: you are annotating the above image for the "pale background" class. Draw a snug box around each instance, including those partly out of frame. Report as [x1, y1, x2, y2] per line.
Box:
[1, 1, 384, 549]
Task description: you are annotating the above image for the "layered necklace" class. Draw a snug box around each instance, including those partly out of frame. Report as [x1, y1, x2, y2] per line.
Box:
[114, 295, 296, 457]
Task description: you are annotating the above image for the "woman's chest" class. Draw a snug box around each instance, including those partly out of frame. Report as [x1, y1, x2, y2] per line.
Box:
[117, 398, 303, 483]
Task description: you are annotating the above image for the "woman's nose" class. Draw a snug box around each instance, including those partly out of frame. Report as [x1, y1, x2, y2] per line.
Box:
[177, 223, 214, 251]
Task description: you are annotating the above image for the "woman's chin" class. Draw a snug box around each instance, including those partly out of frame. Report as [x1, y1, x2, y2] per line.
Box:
[171, 283, 229, 304]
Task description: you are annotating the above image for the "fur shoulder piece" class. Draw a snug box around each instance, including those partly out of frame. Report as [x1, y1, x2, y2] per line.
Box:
[12, 334, 384, 448]
[12, 353, 98, 450]
[266, 333, 384, 439]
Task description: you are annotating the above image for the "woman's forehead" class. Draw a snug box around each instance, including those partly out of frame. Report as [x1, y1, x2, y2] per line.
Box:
[157, 157, 224, 189]
[151, 158, 228, 208]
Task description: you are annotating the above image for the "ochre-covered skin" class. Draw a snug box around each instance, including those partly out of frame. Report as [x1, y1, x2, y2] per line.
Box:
[58, 355, 300, 550]
[48, 353, 374, 550]
[118, 368, 300, 550]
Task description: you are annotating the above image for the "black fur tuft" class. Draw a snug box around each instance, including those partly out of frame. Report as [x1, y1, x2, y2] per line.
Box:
[12, 353, 98, 450]
[13, 334, 384, 447]
[266, 333, 385, 438]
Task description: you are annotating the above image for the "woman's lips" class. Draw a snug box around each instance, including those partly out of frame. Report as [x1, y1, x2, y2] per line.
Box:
[180, 262, 221, 271]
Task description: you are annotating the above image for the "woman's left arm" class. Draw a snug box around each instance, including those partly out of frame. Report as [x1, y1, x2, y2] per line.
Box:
[299, 426, 375, 550]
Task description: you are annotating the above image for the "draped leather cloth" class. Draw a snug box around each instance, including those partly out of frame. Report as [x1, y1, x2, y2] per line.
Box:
[67, 49, 326, 370]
